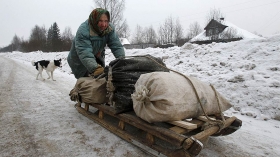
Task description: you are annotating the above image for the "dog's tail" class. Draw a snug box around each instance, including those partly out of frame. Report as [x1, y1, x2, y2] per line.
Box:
[31, 60, 36, 66]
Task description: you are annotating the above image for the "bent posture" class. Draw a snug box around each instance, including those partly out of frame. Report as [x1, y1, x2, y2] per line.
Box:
[67, 8, 125, 79]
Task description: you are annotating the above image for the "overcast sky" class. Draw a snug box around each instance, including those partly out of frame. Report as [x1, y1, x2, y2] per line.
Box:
[0, 0, 280, 47]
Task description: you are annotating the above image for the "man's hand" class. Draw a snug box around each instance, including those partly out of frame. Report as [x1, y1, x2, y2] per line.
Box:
[90, 65, 104, 77]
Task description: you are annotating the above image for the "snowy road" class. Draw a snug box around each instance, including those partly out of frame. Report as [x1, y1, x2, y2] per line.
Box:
[0, 56, 150, 157]
[0, 55, 280, 157]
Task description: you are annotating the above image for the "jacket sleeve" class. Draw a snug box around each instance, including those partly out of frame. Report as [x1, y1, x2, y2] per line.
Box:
[107, 25, 125, 58]
[75, 26, 98, 74]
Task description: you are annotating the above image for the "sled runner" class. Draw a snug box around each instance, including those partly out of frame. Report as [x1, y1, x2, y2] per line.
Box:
[75, 103, 242, 157]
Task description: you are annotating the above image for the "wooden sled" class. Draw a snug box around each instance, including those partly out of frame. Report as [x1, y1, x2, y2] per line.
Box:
[75, 103, 242, 157]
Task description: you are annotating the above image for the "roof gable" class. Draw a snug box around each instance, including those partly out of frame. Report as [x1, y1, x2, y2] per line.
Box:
[204, 19, 227, 30]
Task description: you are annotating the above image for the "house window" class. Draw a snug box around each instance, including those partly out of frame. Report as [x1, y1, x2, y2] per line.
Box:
[209, 29, 213, 36]
[215, 28, 219, 34]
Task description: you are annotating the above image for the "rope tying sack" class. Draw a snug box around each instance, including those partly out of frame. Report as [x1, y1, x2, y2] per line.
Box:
[69, 88, 81, 103]
[106, 66, 115, 107]
[131, 85, 150, 102]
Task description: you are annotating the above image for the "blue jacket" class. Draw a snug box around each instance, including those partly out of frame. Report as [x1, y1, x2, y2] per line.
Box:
[67, 20, 125, 79]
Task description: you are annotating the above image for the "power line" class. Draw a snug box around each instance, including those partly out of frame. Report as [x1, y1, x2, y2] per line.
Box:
[145, 0, 280, 27]
[132, 0, 262, 27]
[221, 1, 280, 14]
[179, 0, 280, 25]
[180, 0, 261, 18]
[257, 10, 280, 32]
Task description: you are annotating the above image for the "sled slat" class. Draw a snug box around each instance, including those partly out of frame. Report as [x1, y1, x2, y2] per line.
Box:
[85, 103, 89, 111]
[168, 121, 197, 130]
[196, 116, 216, 122]
[169, 119, 207, 134]
[76, 104, 189, 157]
[146, 133, 155, 145]
[98, 110, 104, 119]
[169, 126, 189, 134]
[118, 120, 125, 130]
[89, 103, 187, 147]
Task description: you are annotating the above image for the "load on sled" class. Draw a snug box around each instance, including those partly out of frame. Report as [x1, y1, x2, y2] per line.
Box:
[69, 55, 242, 157]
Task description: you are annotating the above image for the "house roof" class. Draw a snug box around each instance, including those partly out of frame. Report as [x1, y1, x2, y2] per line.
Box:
[190, 20, 265, 42]
[204, 19, 227, 30]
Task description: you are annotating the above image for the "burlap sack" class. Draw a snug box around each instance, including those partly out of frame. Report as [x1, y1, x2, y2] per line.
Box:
[69, 77, 108, 104]
[132, 72, 232, 123]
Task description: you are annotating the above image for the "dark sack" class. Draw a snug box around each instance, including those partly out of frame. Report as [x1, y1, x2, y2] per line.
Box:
[104, 55, 169, 114]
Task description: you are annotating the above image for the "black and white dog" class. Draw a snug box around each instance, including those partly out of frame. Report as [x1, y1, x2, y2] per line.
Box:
[31, 59, 62, 81]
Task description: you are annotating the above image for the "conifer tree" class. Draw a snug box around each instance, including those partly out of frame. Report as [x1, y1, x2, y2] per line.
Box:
[46, 25, 53, 52]
[52, 22, 62, 52]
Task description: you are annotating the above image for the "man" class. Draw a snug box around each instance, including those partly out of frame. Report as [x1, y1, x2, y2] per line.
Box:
[67, 8, 125, 79]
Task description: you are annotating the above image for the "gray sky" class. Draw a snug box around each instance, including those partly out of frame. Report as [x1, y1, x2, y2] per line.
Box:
[0, 0, 280, 47]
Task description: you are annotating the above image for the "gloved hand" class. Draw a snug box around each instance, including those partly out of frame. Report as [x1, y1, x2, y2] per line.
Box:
[90, 64, 104, 78]
[109, 56, 125, 66]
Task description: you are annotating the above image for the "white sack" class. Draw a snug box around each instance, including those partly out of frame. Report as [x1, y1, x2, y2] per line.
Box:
[132, 72, 232, 123]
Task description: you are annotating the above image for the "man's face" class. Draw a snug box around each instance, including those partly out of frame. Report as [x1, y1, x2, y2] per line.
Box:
[98, 14, 109, 31]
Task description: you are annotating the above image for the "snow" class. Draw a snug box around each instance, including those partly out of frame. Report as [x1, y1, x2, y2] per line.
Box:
[119, 38, 130, 45]
[190, 20, 265, 42]
[1, 34, 280, 156]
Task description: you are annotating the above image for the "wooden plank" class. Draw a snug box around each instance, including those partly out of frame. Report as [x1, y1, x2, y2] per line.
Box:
[77, 102, 81, 107]
[168, 121, 197, 130]
[183, 116, 237, 151]
[196, 116, 216, 122]
[118, 120, 125, 130]
[169, 126, 189, 134]
[75, 104, 190, 157]
[194, 116, 236, 140]
[120, 114, 186, 147]
[188, 119, 205, 127]
[98, 110, 104, 119]
[85, 103, 89, 111]
[169, 119, 206, 134]
[146, 133, 155, 145]
[89, 103, 188, 147]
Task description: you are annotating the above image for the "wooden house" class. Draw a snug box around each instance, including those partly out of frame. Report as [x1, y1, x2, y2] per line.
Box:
[204, 18, 228, 38]
[190, 18, 264, 45]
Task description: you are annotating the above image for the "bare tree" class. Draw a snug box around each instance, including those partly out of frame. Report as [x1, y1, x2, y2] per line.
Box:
[62, 27, 74, 40]
[142, 26, 157, 44]
[157, 25, 167, 44]
[205, 8, 225, 24]
[187, 22, 203, 39]
[61, 27, 74, 50]
[131, 25, 143, 44]
[157, 15, 176, 44]
[93, 0, 129, 38]
[174, 18, 184, 45]
[30, 25, 47, 42]
[165, 15, 175, 43]
[29, 25, 47, 51]
[11, 34, 21, 51]
[220, 27, 238, 39]
[117, 19, 130, 38]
